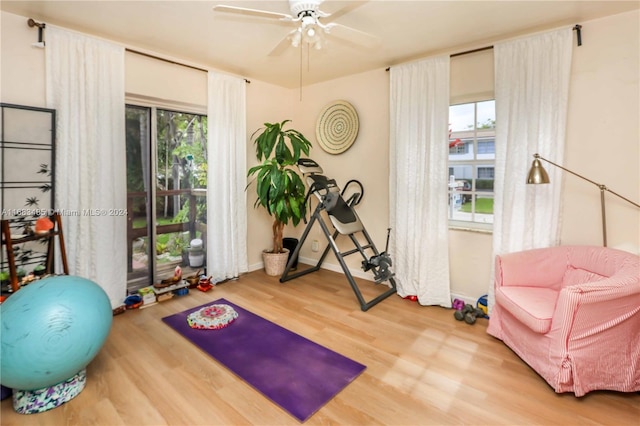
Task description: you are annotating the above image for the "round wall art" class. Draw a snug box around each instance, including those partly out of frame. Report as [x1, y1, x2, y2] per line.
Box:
[315, 100, 359, 154]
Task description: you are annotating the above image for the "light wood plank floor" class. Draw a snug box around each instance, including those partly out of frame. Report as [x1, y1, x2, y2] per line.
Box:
[2, 267, 639, 425]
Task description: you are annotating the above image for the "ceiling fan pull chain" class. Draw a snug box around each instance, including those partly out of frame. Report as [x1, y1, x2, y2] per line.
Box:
[299, 41, 303, 101]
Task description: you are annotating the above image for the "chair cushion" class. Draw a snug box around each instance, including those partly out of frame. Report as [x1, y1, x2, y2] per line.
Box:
[496, 287, 558, 334]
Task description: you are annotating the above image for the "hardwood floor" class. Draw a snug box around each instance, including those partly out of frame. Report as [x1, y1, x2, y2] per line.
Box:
[2, 267, 638, 425]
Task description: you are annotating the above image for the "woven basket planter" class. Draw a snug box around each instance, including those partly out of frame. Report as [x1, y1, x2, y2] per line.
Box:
[262, 249, 290, 276]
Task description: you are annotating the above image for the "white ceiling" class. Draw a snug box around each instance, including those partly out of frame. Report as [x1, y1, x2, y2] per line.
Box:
[2, 1, 638, 88]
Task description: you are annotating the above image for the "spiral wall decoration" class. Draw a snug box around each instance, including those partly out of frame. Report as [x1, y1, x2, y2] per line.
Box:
[316, 100, 359, 154]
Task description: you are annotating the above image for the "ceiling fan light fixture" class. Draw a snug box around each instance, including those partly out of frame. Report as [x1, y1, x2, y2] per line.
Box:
[302, 24, 320, 44]
[290, 28, 302, 47]
[291, 9, 326, 48]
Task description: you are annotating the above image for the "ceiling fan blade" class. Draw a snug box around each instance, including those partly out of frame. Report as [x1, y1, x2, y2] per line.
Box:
[268, 30, 297, 56]
[324, 23, 380, 49]
[212, 5, 293, 21]
[322, 1, 369, 24]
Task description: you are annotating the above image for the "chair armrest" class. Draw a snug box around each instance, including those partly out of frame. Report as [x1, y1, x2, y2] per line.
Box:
[547, 279, 640, 395]
[551, 277, 640, 338]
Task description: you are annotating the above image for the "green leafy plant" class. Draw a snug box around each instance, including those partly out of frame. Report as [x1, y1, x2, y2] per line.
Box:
[247, 120, 312, 254]
[168, 233, 189, 256]
[156, 242, 168, 255]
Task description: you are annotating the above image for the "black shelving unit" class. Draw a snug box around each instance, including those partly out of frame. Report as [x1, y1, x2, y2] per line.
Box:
[1, 103, 57, 294]
[1, 214, 69, 293]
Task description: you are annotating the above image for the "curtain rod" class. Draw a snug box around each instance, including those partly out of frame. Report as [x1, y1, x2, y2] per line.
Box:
[26, 18, 250, 83]
[27, 18, 45, 46]
[126, 49, 251, 84]
[385, 45, 493, 71]
[385, 24, 582, 72]
[451, 45, 493, 58]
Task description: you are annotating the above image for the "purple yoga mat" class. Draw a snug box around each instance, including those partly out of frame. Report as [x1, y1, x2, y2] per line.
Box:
[162, 298, 366, 422]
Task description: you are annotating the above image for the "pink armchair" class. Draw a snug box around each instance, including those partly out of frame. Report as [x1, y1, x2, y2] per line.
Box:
[487, 245, 640, 396]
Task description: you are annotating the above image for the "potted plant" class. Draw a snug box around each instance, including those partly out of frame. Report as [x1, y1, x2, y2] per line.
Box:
[247, 120, 312, 276]
[33, 264, 47, 277]
[169, 233, 190, 266]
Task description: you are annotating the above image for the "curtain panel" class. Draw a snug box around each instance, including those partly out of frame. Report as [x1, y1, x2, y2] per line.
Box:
[45, 26, 127, 308]
[490, 28, 574, 310]
[206, 71, 248, 281]
[389, 56, 452, 307]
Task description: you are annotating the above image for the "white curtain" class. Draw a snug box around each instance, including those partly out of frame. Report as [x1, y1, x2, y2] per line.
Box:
[206, 71, 248, 281]
[489, 28, 574, 309]
[389, 56, 452, 307]
[45, 26, 126, 309]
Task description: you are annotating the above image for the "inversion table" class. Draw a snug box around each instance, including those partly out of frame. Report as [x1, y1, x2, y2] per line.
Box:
[280, 158, 397, 311]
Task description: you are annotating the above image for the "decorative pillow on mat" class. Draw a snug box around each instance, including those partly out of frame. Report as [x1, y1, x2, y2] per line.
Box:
[187, 304, 238, 330]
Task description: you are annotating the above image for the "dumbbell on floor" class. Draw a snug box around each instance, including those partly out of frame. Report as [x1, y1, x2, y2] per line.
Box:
[454, 303, 485, 324]
[454, 304, 474, 321]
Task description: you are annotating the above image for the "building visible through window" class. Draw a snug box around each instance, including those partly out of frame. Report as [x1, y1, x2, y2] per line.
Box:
[448, 100, 495, 228]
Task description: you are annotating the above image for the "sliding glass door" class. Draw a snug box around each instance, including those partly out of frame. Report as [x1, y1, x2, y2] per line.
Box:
[125, 104, 207, 290]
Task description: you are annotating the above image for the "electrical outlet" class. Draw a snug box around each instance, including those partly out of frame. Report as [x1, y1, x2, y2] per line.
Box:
[312, 240, 319, 252]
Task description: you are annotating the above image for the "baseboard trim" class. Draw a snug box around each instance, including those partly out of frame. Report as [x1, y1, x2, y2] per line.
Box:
[248, 256, 375, 282]
[450, 293, 478, 306]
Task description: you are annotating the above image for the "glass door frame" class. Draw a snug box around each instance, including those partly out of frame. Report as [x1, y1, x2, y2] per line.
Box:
[125, 104, 156, 290]
[125, 97, 207, 291]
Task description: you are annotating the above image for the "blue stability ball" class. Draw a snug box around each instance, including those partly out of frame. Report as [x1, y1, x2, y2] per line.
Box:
[0, 276, 113, 390]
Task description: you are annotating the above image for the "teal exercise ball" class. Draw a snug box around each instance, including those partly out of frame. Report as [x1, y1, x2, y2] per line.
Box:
[0, 275, 112, 390]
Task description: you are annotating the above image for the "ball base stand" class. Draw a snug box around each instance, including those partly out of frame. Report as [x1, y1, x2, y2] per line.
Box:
[12, 369, 86, 414]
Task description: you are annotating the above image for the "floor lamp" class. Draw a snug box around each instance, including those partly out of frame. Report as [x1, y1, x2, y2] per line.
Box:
[526, 153, 640, 247]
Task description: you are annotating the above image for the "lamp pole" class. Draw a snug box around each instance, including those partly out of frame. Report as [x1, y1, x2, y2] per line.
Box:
[530, 153, 640, 247]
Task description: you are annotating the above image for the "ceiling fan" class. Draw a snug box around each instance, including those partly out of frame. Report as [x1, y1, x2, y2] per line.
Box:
[212, 0, 379, 55]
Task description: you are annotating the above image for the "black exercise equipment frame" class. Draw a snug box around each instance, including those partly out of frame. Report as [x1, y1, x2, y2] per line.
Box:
[279, 171, 397, 312]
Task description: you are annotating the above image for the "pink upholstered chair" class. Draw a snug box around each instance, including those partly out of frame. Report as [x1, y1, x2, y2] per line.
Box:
[487, 245, 640, 396]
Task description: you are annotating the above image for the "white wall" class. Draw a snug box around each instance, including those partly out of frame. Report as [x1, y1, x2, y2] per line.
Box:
[3, 9, 638, 303]
[1, 12, 46, 106]
[562, 11, 640, 253]
[245, 80, 298, 268]
[125, 50, 207, 109]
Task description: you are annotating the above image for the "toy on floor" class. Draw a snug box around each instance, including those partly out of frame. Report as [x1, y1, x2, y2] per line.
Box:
[0, 275, 112, 413]
[476, 294, 488, 316]
[124, 294, 143, 309]
[452, 298, 465, 311]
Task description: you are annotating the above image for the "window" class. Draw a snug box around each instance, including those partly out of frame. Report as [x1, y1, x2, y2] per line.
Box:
[477, 167, 494, 179]
[477, 139, 495, 154]
[126, 104, 208, 291]
[448, 100, 495, 229]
